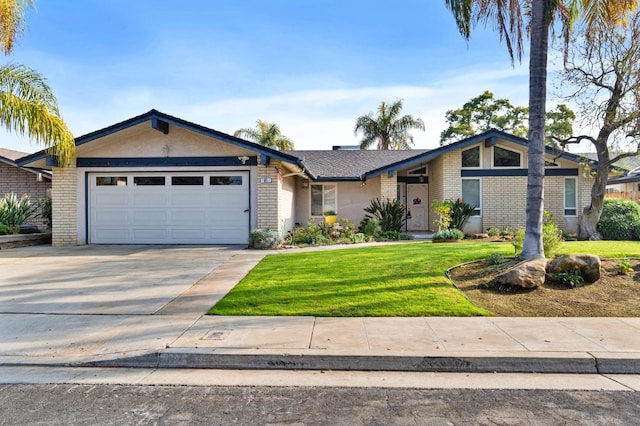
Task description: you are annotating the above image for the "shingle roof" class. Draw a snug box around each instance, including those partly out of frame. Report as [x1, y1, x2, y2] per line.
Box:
[0, 147, 28, 162]
[284, 149, 429, 180]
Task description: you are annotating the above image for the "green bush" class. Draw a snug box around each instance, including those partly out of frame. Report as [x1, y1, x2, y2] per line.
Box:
[432, 228, 464, 241]
[597, 199, 640, 240]
[250, 229, 283, 249]
[0, 223, 11, 235]
[358, 217, 379, 237]
[486, 227, 500, 237]
[542, 212, 563, 257]
[0, 193, 35, 228]
[448, 198, 477, 230]
[486, 253, 505, 265]
[37, 197, 52, 227]
[364, 198, 406, 233]
[376, 230, 399, 241]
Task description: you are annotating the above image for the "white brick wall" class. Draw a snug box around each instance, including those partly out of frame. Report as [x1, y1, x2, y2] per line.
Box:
[51, 164, 77, 246]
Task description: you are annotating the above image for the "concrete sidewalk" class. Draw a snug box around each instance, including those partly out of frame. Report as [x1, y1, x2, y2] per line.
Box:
[0, 244, 639, 375]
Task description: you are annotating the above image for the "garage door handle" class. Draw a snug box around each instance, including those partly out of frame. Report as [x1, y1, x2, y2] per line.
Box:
[244, 209, 249, 212]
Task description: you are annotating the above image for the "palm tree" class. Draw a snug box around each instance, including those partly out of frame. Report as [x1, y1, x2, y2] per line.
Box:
[0, 0, 75, 166]
[234, 120, 294, 151]
[445, 0, 636, 259]
[354, 100, 425, 150]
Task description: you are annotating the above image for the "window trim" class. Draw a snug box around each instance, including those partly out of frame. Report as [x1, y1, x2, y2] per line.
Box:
[491, 145, 523, 169]
[461, 177, 482, 217]
[310, 183, 338, 217]
[564, 177, 578, 217]
[461, 144, 482, 169]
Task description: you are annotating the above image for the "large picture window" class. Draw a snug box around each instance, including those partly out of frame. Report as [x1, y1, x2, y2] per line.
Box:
[493, 146, 521, 167]
[461, 146, 480, 168]
[564, 178, 577, 216]
[461, 178, 481, 216]
[311, 184, 336, 216]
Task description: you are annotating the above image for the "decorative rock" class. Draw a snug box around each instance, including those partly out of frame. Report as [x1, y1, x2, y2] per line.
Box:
[546, 254, 601, 283]
[492, 258, 547, 289]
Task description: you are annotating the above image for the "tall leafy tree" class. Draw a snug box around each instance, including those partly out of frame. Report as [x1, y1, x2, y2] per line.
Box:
[354, 99, 425, 150]
[0, 0, 75, 166]
[439, 90, 574, 146]
[556, 10, 640, 239]
[234, 120, 294, 150]
[445, 0, 637, 259]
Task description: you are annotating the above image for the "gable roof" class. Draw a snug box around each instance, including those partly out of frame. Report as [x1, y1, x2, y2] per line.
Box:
[0, 147, 52, 180]
[0, 147, 28, 162]
[17, 109, 304, 168]
[286, 149, 429, 180]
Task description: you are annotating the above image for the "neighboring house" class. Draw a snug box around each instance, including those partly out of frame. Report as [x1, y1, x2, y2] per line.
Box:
[606, 167, 640, 201]
[0, 147, 51, 229]
[18, 110, 596, 246]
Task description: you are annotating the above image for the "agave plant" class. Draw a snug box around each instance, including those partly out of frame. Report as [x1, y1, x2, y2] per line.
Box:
[364, 198, 406, 233]
[0, 193, 35, 228]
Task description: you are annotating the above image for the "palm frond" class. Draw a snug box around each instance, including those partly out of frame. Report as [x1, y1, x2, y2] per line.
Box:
[0, 0, 34, 55]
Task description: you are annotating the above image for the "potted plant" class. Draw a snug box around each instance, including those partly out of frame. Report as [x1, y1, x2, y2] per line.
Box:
[324, 210, 338, 225]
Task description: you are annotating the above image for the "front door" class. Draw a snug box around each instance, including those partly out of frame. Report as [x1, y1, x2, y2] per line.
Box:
[407, 184, 429, 231]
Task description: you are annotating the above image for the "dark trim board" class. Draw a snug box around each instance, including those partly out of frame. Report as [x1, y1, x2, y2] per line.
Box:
[398, 176, 429, 184]
[461, 168, 579, 177]
[76, 156, 258, 168]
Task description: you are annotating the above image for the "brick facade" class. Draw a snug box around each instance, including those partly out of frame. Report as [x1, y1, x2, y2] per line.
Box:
[380, 173, 397, 200]
[0, 162, 51, 228]
[256, 162, 281, 231]
[51, 164, 77, 246]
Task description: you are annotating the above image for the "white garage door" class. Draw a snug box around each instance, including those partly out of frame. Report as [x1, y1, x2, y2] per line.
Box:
[89, 172, 250, 244]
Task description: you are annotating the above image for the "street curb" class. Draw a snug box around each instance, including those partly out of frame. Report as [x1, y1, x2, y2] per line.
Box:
[77, 351, 640, 374]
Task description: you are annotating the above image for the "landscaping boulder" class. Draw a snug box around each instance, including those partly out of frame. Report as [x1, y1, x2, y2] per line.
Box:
[492, 258, 547, 289]
[546, 254, 601, 283]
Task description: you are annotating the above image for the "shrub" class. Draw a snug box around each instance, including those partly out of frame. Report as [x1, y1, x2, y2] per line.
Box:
[486, 227, 500, 237]
[486, 253, 505, 265]
[291, 220, 330, 245]
[398, 233, 414, 240]
[37, 197, 52, 227]
[364, 198, 406, 233]
[597, 199, 640, 240]
[549, 269, 585, 287]
[619, 258, 634, 275]
[431, 200, 452, 231]
[359, 217, 379, 237]
[376, 230, 399, 241]
[432, 228, 464, 241]
[510, 212, 564, 257]
[0, 223, 11, 235]
[250, 229, 283, 249]
[448, 199, 477, 230]
[0, 193, 35, 228]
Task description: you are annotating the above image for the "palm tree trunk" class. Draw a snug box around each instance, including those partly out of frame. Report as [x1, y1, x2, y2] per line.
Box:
[521, 0, 549, 260]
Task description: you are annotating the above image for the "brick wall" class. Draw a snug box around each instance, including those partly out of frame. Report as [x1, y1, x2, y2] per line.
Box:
[0, 162, 51, 228]
[51, 164, 77, 246]
[256, 162, 280, 231]
[380, 173, 397, 200]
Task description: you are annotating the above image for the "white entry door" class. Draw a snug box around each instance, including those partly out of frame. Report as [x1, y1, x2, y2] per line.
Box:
[407, 184, 429, 231]
[89, 172, 250, 244]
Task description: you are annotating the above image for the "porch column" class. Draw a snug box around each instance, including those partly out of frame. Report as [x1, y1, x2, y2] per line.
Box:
[51, 162, 77, 246]
[380, 172, 398, 200]
[256, 161, 281, 231]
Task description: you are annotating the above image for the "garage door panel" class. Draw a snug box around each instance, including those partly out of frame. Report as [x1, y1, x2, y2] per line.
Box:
[90, 172, 250, 244]
[94, 210, 130, 225]
[132, 210, 168, 225]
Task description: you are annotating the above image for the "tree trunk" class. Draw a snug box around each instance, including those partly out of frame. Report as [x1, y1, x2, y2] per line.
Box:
[578, 143, 609, 240]
[521, 0, 549, 260]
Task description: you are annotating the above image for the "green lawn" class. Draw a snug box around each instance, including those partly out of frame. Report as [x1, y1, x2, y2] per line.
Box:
[208, 240, 640, 317]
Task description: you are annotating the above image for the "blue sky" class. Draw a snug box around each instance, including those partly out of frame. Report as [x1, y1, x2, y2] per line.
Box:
[3, 0, 534, 153]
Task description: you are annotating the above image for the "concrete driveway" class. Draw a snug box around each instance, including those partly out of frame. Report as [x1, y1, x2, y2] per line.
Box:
[0, 245, 244, 315]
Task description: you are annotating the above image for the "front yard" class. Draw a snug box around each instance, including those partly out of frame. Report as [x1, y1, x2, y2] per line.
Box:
[208, 240, 640, 317]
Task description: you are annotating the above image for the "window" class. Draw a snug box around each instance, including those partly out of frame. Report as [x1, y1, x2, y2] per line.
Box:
[172, 176, 203, 186]
[311, 184, 336, 216]
[493, 146, 521, 167]
[210, 176, 243, 186]
[96, 176, 127, 186]
[565, 178, 577, 216]
[461, 178, 481, 216]
[461, 146, 480, 168]
[408, 166, 426, 175]
[134, 176, 165, 186]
